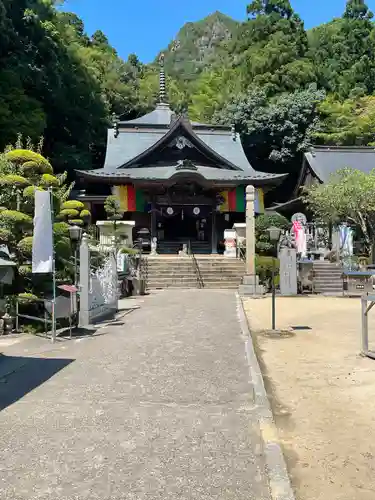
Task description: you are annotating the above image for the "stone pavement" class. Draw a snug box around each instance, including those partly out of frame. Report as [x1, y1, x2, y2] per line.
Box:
[0, 290, 272, 500]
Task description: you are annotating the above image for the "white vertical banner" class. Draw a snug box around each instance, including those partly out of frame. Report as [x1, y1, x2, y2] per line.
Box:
[32, 190, 53, 274]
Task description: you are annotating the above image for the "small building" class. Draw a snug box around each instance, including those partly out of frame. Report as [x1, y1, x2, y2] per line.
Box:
[77, 59, 286, 253]
[271, 146, 375, 217]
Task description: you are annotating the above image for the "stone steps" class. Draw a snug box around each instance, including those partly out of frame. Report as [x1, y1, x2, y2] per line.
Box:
[157, 240, 211, 255]
[313, 261, 343, 295]
[145, 256, 245, 290]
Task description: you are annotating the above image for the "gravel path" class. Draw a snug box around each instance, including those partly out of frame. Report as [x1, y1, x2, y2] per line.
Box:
[0, 290, 271, 500]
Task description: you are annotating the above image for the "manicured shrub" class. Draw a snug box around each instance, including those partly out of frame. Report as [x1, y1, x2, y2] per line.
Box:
[40, 174, 59, 187]
[53, 222, 70, 236]
[17, 292, 39, 304]
[18, 265, 32, 276]
[0, 228, 12, 242]
[80, 209, 91, 219]
[61, 200, 85, 211]
[21, 161, 40, 175]
[69, 219, 84, 226]
[17, 236, 33, 255]
[5, 150, 53, 174]
[58, 208, 79, 219]
[0, 210, 32, 225]
[55, 236, 71, 260]
[23, 185, 43, 198]
[0, 174, 30, 187]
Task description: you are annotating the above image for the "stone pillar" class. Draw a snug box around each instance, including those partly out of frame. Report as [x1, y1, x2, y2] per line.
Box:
[238, 185, 264, 296]
[79, 234, 90, 327]
[246, 185, 256, 275]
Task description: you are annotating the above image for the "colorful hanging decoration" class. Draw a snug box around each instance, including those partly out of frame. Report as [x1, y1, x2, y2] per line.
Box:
[217, 186, 245, 213]
[112, 185, 146, 212]
[216, 186, 265, 214]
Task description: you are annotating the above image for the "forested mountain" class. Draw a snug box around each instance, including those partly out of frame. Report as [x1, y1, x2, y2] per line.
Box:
[1, 0, 375, 193]
[156, 11, 239, 81]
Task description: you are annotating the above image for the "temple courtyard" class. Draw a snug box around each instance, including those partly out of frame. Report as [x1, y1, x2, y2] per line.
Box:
[0, 290, 274, 500]
[244, 296, 375, 500]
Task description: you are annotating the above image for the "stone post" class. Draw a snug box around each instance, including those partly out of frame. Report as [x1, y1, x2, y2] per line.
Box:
[246, 185, 256, 275]
[78, 234, 90, 327]
[238, 185, 264, 296]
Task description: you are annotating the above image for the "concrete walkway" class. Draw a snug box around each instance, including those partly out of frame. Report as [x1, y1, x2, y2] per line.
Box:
[0, 291, 271, 500]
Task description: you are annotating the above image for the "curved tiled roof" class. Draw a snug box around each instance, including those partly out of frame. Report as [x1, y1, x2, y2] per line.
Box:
[96, 104, 289, 186]
[77, 165, 286, 185]
[304, 146, 375, 183]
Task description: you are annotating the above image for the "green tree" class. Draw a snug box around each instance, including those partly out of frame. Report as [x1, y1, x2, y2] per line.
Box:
[0, 144, 90, 313]
[344, 0, 373, 19]
[308, 1, 375, 98]
[230, 0, 315, 95]
[218, 85, 325, 170]
[304, 168, 375, 254]
[315, 95, 375, 145]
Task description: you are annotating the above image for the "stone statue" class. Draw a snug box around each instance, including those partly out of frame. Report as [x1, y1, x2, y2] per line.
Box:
[150, 237, 158, 256]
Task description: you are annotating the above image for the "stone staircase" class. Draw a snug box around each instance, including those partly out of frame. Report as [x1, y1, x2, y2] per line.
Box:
[146, 256, 245, 289]
[157, 240, 211, 255]
[313, 261, 344, 296]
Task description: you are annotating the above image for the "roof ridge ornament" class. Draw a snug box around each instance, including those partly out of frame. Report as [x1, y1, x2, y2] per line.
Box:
[159, 53, 166, 104]
[112, 112, 119, 139]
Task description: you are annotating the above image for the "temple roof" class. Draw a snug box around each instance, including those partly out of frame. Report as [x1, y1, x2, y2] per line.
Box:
[76, 165, 282, 185]
[304, 146, 375, 183]
[119, 103, 173, 127]
[78, 104, 287, 186]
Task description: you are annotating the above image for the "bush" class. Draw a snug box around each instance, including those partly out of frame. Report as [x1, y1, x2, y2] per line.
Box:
[18, 265, 32, 276]
[17, 236, 33, 255]
[120, 247, 139, 255]
[104, 195, 123, 217]
[40, 174, 59, 187]
[5, 150, 53, 174]
[0, 228, 12, 242]
[256, 255, 280, 289]
[53, 222, 70, 236]
[69, 219, 84, 226]
[21, 160, 40, 174]
[23, 185, 44, 198]
[80, 209, 91, 219]
[0, 174, 30, 187]
[0, 210, 32, 226]
[61, 200, 85, 211]
[255, 214, 290, 256]
[17, 292, 40, 304]
[55, 236, 72, 260]
[58, 208, 79, 219]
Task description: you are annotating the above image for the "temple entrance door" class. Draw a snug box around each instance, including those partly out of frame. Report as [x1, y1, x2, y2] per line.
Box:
[158, 207, 211, 243]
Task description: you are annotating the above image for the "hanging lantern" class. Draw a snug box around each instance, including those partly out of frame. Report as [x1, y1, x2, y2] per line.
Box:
[166, 207, 174, 215]
[193, 207, 200, 216]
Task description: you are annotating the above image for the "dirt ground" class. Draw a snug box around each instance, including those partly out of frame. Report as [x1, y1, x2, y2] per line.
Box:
[244, 296, 375, 500]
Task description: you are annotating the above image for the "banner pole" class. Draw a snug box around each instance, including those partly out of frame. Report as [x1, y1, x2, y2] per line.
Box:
[49, 188, 56, 343]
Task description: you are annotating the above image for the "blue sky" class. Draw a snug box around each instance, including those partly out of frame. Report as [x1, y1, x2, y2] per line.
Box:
[62, 0, 375, 62]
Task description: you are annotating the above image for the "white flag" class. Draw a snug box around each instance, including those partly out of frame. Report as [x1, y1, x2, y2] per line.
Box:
[32, 190, 53, 274]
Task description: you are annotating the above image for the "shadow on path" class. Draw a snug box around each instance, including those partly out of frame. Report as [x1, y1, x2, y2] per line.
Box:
[0, 356, 74, 412]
